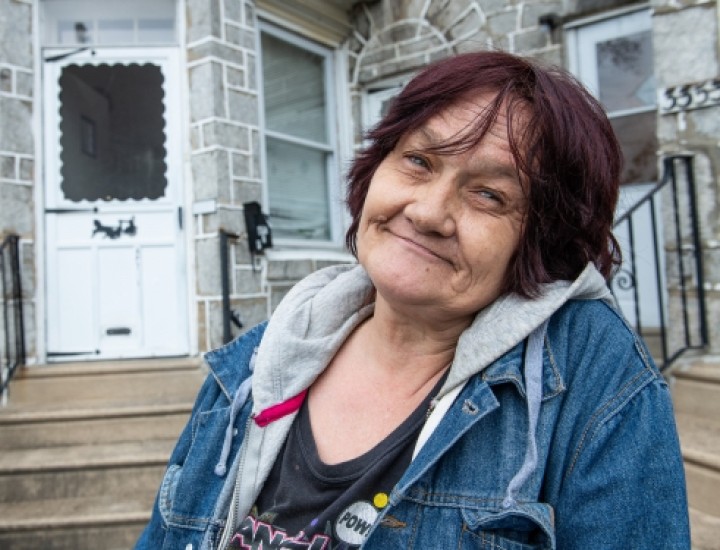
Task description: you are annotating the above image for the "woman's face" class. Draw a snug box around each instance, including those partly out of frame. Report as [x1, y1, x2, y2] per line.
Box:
[356, 98, 527, 324]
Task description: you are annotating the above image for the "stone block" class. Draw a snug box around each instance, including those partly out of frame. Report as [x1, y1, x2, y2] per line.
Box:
[191, 148, 232, 202]
[223, 0, 242, 23]
[686, 104, 720, 140]
[233, 239, 253, 265]
[454, 37, 491, 54]
[427, 0, 466, 33]
[362, 43, 396, 66]
[226, 65, 245, 88]
[397, 35, 445, 57]
[251, 130, 261, 178]
[188, 40, 244, 65]
[267, 258, 315, 281]
[195, 236, 222, 296]
[224, 24, 256, 50]
[189, 61, 225, 122]
[20, 240, 35, 298]
[234, 267, 263, 294]
[487, 10, 518, 36]
[447, 9, 482, 42]
[16, 70, 32, 98]
[0, 182, 33, 236]
[0, 97, 33, 153]
[232, 296, 269, 334]
[186, 0, 222, 43]
[19, 158, 32, 182]
[657, 112, 679, 144]
[653, 5, 718, 88]
[514, 28, 550, 52]
[203, 120, 250, 150]
[191, 125, 201, 150]
[208, 295, 268, 348]
[0, 68, 11, 93]
[244, 1, 256, 27]
[0, 1, 32, 67]
[228, 89, 259, 125]
[203, 205, 246, 236]
[196, 300, 208, 351]
[0, 155, 14, 180]
[232, 151, 252, 178]
[232, 179, 262, 206]
[246, 53, 257, 91]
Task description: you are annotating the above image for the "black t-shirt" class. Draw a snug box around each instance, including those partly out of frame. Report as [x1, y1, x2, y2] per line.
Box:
[228, 372, 446, 549]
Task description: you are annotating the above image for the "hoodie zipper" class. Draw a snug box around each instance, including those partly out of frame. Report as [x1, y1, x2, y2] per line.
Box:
[217, 416, 253, 550]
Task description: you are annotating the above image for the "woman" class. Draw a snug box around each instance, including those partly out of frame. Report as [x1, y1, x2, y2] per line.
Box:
[137, 51, 689, 549]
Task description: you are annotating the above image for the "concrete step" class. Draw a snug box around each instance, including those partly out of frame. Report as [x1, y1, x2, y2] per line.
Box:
[672, 360, 720, 419]
[690, 507, 720, 550]
[676, 411, 720, 520]
[5, 357, 205, 409]
[0, 496, 149, 549]
[0, 357, 204, 548]
[0, 439, 173, 503]
[0, 403, 191, 450]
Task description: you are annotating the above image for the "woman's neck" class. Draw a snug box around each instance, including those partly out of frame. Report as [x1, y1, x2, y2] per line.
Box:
[349, 295, 473, 387]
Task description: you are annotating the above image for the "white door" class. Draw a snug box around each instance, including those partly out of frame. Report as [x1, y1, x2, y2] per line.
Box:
[567, 8, 666, 329]
[43, 48, 188, 360]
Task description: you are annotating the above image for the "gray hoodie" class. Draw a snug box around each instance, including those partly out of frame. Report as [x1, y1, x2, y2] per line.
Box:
[215, 261, 612, 549]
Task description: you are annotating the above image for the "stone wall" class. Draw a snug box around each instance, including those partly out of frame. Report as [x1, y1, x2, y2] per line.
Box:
[653, 0, 720, 352]
[186, 0, 271, 350]
[0, 0, 36, 361]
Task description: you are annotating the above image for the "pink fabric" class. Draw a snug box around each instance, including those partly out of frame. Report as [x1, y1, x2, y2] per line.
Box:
[253, 390, 308, 427]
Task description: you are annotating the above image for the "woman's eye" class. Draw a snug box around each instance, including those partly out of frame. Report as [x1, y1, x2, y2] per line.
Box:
[476, 189, 503, 203]
[406, 154, 430, 170]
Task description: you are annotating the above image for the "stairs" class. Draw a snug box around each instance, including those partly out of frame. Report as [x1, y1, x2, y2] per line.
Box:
[0, 357, 206, 549]
[671, 357, 720, 550]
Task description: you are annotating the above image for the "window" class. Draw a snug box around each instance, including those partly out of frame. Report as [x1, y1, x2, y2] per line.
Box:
[41, 0, 177, 46]
[260, 24, 340, 243]
[566, 8, 657, 185]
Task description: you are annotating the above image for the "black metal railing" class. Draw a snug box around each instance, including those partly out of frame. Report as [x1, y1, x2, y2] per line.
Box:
[610, 154, 708, 370]
[220, 230, 244, 345]
[1, 234, 26, 402]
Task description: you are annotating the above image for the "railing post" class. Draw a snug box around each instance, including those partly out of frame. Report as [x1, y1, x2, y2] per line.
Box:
[680, 155, 708, 347]
[220, 230, 233, 346]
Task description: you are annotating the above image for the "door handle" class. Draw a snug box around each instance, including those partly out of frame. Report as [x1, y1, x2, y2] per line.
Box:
[91, 217, 137, 239]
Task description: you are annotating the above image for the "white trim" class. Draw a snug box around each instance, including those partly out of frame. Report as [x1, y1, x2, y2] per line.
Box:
[258, 20, 345, 248]
[265, 248, 355, 263]
[33, 0, 47, 363]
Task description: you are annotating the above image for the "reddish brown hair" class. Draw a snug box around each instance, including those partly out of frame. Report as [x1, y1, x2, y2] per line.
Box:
[346, 51, 622, 297]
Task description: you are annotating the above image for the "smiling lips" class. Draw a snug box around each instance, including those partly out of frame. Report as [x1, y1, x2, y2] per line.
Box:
[387, 228, 454, 265]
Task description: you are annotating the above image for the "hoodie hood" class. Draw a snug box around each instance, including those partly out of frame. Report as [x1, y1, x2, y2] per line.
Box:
[250, 261, 612, 414]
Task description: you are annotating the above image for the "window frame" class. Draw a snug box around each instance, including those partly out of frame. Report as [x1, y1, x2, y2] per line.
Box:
[257, 21, 344, 248]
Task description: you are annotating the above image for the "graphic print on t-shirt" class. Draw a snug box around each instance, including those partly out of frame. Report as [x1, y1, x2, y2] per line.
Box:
[230, 495, 388, 549]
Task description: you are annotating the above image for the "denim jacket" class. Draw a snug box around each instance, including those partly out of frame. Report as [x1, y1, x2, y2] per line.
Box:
[136, 268, 689, 550]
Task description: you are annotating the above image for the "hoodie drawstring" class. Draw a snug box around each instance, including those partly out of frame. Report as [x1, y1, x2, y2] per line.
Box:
[503, 319, 549, 509]
[215, 348, 257, 477]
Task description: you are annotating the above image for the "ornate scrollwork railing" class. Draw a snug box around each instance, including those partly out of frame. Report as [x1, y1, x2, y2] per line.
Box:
[610, 155, 707, 370]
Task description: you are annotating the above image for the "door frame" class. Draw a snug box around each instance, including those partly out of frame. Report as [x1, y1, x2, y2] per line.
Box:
[40, 46, 190, 361]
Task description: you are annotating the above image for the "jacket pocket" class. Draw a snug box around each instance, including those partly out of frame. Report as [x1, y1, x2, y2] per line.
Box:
[158, 464, 182, 525]
[459, 505, 555, 550]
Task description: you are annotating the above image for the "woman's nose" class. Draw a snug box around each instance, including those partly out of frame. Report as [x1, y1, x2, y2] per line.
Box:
[404, 179, 457, 237]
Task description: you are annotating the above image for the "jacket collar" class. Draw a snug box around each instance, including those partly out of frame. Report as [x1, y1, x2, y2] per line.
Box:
[481, 338, 565, 402]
